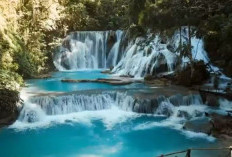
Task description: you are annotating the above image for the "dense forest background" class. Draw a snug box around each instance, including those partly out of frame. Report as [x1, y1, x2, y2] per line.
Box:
[0, 0, 232, 91]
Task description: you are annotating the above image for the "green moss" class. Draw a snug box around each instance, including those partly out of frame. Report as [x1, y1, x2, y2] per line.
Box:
[0, 70, 23, 91]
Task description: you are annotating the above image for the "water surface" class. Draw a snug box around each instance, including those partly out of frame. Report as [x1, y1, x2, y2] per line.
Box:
[0, 115, 223, 157]
[0, 70, 226, 157]
[26, 70, 147, 92]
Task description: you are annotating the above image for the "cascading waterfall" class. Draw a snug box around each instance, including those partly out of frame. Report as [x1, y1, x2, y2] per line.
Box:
[17, 27, 226, 128]
[106, 30, 124, 67]
[112, 35, 177, 77]
[112, 27, 217, 77]
[54, 31, 110, 70]
[54, 27, 212, 78]
[18, 91, 207, 124]
[53, 30, 125, 71]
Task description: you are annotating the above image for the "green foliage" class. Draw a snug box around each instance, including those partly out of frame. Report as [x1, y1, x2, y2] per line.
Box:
[127, 24, 146, 40]
[204, 14, 232, 76]
[60, 0, 130, 31]
[0, 70, 23, 91]
[128, 0, 146, 25]
[136, 0, 232, 76]
[14, 51, 38, 79]
[0, 0, 131, 90]
[0, 35, 18, 72]
[1, 0, 232, 90]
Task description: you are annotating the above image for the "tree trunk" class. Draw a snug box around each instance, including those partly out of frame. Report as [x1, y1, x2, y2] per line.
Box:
[188, 25, 194, 78]
[180, 26, 182, 46]
[177, 26, 182, 71]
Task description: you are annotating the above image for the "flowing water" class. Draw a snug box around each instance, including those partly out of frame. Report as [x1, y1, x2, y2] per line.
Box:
[0, 71, 226, 157]
[0, 30, 229, 157]
[53, 27, 216, 78]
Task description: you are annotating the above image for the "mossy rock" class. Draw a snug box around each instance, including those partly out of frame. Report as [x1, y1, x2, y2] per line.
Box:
[175, 61, 210, 86]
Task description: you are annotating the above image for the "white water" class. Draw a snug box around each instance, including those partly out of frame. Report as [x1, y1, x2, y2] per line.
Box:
[14, 90, 215, 134]
[54, 27, 224, 78]
[106, 30, 124, 67]
[112, 35, 177, 77]
[14, 89, 230, 143]
[54, 31, 110, 70]
[17, 27, 232, 137]
[14, 85, 232, 143]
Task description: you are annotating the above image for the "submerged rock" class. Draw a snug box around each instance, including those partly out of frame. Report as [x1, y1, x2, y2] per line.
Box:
[101, 70, 112, 74]
[61, 78, 135, 85]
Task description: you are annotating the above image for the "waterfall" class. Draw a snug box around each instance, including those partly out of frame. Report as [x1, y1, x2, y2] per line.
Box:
[53, 31, 125, 71]
[18, 91, 206, 124]
[54, 31, 110, 70]
[53, 28, 216, 78]
[106, 30, 124, 67]
[112, 35, 177, 77]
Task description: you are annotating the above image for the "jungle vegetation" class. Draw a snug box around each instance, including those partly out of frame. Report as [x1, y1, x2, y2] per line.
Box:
[0, 0, 231, 90]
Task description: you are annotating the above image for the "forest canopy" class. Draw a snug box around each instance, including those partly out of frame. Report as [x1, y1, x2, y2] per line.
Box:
[0, 0, 232, 90]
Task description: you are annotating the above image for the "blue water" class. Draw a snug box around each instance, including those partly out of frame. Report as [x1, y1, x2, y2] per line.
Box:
[0, 70, 226, 157]
[27, 70, 147, 92]
[0, 116, 223, 157]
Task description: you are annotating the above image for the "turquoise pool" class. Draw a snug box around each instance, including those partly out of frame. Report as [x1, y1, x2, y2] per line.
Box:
[0, 70, 226, 157]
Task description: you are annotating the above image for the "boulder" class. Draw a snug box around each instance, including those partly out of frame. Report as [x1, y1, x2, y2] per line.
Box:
[183, 118, 213, 135]
[133, 99, 158, 113]
[0, 89, 21, 128]
[175, 61, 210, 86]
[210, 113, 232, 137]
